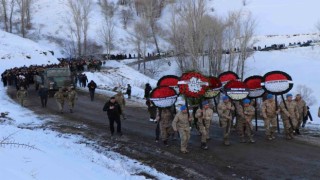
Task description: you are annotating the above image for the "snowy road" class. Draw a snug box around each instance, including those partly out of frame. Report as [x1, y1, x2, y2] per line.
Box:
[6, 86, 320, 179]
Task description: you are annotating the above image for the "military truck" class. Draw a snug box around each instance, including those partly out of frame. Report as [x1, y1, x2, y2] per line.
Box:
[34, 67, 74, 97]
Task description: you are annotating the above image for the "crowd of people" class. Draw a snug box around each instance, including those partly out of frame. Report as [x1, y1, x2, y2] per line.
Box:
[1, 62, 316, 155]
[142, 83, 314, 154]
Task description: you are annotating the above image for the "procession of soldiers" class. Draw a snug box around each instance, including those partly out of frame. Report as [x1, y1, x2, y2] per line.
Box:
[1, 62, 315, 155]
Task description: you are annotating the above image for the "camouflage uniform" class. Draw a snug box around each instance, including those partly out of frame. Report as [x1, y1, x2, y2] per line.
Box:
[280, 100, 299, 139]
[172, 111, 192, 153]
[67, 88, 78, 113]
[157, 108, 174, 145]
[115, 92, 126, 119]
[235, 102, 246, 142]
[295, 97, 307, 131]
[217, 101, 234, 145]
[16, 87, 28, 106]
[261, 99, 278, 140]
[54, 88, 66, 113]
[242, 104, 255, 142]
[195, 107, 213, 143]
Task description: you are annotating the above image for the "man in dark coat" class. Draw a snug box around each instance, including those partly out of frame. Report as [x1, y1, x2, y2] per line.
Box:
[126, 84, 132, 99]
[87, 80, 97, 101]
[38, 85, 48, 108]
[103, 97, 122, 136]
[144, 83, 152, 99]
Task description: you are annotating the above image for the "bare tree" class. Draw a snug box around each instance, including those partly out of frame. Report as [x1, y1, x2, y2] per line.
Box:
[100, 18, 115, 59]
[120, 8, 134, 29]
[100, 0, 117, 18]
[175, 0, 208, 71]
[295, 85, 316, 106]
[129, 20, 152, 73]
[233, 10, 257, 80]
[1, 0, 9, 32]
[205, 15, 225, 76]
[66, 0, 93, 57]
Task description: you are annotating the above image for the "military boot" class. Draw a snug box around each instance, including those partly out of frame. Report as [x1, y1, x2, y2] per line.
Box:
[163, 140, 169, 147]
[201, 143, 208, 150]
[224, 138, 230, 146]
[266, 135, 273, 141]
[295, 129, 300, 135]
[285, 134, 292, 140]
[249, 136, 255, 143]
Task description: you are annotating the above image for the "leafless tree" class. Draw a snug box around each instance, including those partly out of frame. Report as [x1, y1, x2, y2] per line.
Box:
[295, 85, 316, 106]
[128, 20, 152, 73]
[66, 0, 93, 57]
[100, 0, 117, 18]
[120, 8, 134, 29]
[233, 10, 256, 80]
[100, 18, 115, 59]
[0, 0, 9, 32]
[205, 15, 225, 76]
[173, 0, 208, 71]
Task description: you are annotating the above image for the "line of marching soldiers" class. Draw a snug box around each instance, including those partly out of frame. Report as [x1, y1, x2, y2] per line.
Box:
[156, 93, 310, 154]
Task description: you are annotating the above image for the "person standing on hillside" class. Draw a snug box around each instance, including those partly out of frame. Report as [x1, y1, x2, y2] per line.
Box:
[144, 83, 152, 99]
[87, 80, 97, 101]
[38, 85, 48, 108]
[103, 97, 122, 136]
[295, 94, 307, 134]
[16, 86, 28, 107]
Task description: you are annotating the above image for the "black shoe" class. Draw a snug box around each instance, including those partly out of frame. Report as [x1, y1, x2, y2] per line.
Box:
[201, 143, 208, 150]
[296, 129, 300, 135]
[118, 132, 123, 136]
[163, 140, 169, 147]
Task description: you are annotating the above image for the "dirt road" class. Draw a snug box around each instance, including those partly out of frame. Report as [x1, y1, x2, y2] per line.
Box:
[7, 87, 320, 179]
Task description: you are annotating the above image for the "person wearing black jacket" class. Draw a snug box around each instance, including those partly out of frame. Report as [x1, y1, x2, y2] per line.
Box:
[87, 80, 97, 101]
[103, 97, 122, 136]
[144, 83, 152, 99]
[38, 85, 48, 108]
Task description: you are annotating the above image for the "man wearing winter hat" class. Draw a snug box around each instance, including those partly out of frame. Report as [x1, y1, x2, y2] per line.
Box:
[195, 101, 213, 150]
[242, 98, 256, 143]
[280, 93, 299, 140]
[172, 105, 193, 153]
[217, 96, 234, 146]
[261, 94, 279, 140]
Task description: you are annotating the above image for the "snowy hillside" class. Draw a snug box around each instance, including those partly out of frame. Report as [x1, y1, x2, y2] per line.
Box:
[28, 0, 320, 55]
[0, 30, 59, 70]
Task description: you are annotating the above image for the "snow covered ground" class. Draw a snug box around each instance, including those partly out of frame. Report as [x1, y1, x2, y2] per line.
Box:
[0, 29, 173, 179]
[0, 86, 173, 180]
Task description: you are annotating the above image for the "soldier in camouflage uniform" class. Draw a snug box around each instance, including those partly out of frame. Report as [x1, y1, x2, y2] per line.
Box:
[295, 94, 307, 134]
[280, 94, 299, 140]
[54, 88, 66, 113]
[172, 105, 193, 153]
[115, 91, 126, 120]
[67, 86, 78, 113]
[234, 101, 246, 143]
[241, 99, 255, 143]
[195, 101, 213, 150]
[16, 86, 28, 107]
[261, 94, 279, 140]
[217, 96, 234, 146]
[156, 107, 174, 146]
